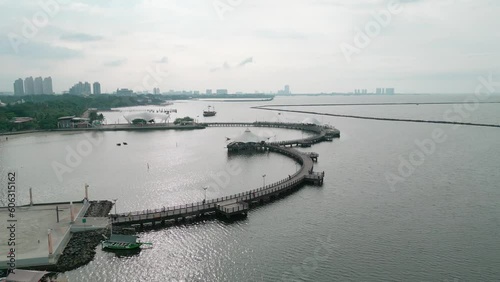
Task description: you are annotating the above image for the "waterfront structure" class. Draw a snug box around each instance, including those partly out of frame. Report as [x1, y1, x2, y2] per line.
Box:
[227, 128, 267, 150]
[216, 89, 228, 95]
[206, 89, 212, 95]
[116, 88, 134, 95]
[57, 116, 90, 128]
[123, 112, 169, 124]
[43, 77, 53, 94]
[24, 76, 34, 95]
[34, 77, 43, 94]
[13, 78, 24, 95]
[93, 82, 101, 94]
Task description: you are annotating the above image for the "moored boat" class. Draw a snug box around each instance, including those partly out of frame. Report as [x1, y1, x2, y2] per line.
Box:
[101, 234, 152, 250]
[203, 105, 216, 117]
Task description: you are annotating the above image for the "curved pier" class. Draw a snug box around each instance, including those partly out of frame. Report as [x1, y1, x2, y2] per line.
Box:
[111, 122, 339, 226]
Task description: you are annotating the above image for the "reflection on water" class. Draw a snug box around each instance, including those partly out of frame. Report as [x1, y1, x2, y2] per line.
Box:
[1, 96, 500, 281]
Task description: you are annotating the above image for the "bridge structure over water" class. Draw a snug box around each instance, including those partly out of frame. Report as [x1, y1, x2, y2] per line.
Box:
[111, 122, 339, 227]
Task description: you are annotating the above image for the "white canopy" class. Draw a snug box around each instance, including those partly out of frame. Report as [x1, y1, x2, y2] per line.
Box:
[231, 128, 267, 143]
[301, 117, 322, 125]
[123, 112, 169, 123]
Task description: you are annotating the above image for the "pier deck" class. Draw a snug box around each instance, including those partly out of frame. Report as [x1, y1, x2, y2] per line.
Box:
[111, 121, 339, 225]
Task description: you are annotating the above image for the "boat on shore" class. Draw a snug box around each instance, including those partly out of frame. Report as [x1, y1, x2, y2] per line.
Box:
[101, 234, 152, 250]
[203, 105, 216, 117]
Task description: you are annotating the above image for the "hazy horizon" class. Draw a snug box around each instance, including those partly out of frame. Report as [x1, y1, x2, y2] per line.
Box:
[1, 0, 499, 94]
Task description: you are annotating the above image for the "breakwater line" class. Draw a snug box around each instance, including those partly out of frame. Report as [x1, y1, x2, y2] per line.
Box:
[254, 101, 500, 107]
[253, 107, 500, 128]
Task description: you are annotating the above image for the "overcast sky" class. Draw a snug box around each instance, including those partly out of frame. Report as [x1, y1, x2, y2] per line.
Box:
[0, 0, 499, 94]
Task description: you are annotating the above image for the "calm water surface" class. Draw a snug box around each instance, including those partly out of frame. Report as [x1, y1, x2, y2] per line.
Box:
[0, 95, 499, 281]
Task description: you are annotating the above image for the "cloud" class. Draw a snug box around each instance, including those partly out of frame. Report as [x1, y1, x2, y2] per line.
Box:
[0, 40, 82, 60]
[211, 57, 253, 72]
[237, 57, 253, 67]
[154, 56, 168, 64]
[103, 59, 127, 67]
[60, 33, 103, 42]
[255, 29, 307, 40]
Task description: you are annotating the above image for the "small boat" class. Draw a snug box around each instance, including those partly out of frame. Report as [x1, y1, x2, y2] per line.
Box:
[102, 234, 152, 251]
[116, 143, 121, 146]
[203, 105, 216, 117]
[123, 142, 128, 145]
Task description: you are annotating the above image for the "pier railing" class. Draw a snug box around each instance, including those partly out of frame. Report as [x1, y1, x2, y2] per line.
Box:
[112, 122, 332, 224]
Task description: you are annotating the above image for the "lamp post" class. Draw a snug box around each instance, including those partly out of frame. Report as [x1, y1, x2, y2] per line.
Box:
[112, 198, 118, 214]
[262, 174, 266, 187]
[203, 186, 208, 203]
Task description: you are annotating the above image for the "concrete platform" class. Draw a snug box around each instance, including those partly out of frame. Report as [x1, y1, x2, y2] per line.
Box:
[0, 202, 86, 269]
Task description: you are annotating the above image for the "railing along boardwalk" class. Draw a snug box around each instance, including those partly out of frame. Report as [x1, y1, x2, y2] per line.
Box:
[111, 122, 338, 226]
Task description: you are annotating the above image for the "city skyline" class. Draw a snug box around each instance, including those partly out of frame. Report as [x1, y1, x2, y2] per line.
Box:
[1, 1, 499, 94]
[13, 76, 54, 95]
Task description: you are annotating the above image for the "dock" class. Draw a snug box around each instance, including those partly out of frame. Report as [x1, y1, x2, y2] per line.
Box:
[111, 121, 340, 226]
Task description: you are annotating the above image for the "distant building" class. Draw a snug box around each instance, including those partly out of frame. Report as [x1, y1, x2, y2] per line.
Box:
[84, 82, 91, 94]
[284, 85, 290, 95]
[93, 82, 101, 94]
[386, 88, 395, 95]
[34, 77, 43, 94]
[194, 91, 200, 95]
[43, 77, 53, 94]
[116, 88, 134, 95]
[206, 89, 212, 95]
[216, 89, 228, 95]
[69, 82, 83, 95]
[152, 87, 160, 94]
[13, 78, 24, 96]
[376, 88, 381, 94]
[24, 77, 34, 95]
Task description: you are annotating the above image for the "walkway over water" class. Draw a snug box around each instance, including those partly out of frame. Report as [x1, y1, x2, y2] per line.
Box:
[111, 122, 339, 226]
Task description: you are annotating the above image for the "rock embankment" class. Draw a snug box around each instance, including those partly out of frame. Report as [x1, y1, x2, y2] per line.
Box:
[84, 200, 113, 217]
[55, 229, 110, 272]
[52, 201, 113, 272]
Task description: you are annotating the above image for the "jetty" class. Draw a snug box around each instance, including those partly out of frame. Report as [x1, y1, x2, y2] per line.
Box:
[111, 121, 339, 226]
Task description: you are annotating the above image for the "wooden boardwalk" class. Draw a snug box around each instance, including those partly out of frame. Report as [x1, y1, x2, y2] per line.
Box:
[111, 122, 338, 226]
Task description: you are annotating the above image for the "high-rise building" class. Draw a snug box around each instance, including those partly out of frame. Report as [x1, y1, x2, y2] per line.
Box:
[206, 89, 212, 95]
[216, 89, 228, 95]
[93, 82, 101, 94]
[13, 78, 24, 95]
[386, 88, 395, 95]
[34, 77, 43, 94]
[24, 77, 34, 95]
[84, 82, 91, 95]
[284, 85, 290, 95]
[69, 82, 83, 95]
[43, 77, 53, 94]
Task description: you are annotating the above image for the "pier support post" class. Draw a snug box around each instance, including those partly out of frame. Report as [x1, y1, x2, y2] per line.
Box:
[48, 229, 53, 255]
[84, 183, 89, 200]
[70, 201, 75, 223]
[29, 187, 33, 206]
